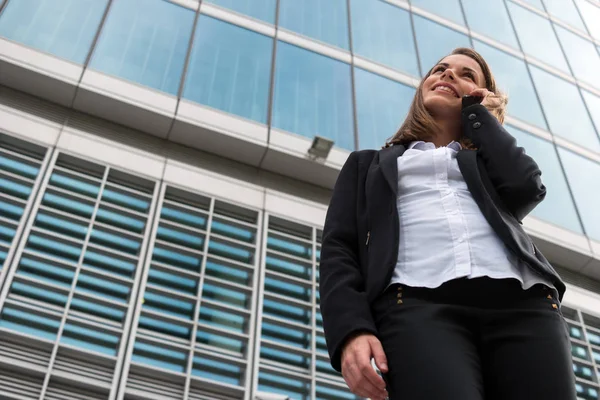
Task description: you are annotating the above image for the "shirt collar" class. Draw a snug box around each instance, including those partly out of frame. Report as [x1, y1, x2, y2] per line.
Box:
[408, 141, 462, 151]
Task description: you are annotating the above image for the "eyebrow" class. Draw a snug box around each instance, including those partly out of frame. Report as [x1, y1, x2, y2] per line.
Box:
[437, 62, 479, 76]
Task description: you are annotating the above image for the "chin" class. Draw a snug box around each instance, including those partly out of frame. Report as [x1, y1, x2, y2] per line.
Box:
[424, 97, 461, 117]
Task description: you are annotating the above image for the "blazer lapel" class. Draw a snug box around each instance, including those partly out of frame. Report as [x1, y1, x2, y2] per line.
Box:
[379, 144, 406, 195]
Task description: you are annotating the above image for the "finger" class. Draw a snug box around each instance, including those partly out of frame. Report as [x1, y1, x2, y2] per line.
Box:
[346, 360, 388, 399]
[369, 337, 389, 373]
[357, 355, 387, 390]
[469, 88, 490, 97]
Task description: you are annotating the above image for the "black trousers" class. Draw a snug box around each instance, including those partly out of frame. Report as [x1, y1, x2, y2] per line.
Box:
[371, 277, 576, 400]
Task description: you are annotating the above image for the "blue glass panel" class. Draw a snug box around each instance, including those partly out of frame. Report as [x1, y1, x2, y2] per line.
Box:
[191, 356, 243, 385]
[272, 42, 354, 150]
[264, 276, 311, 302]
[42, 193, 94, 218]
[211, 220, 255, 243]
[205, 260, 251, 285]
[202, 282, 249, 308]
[161, 207, 207, 229]
[505, 126, 583, 234]
[50, 173, 99, 197]
[11, 281, 68, 306]
[263, 298, 311, 325]
[569, 325, 583, 339]
[83, 250, 136, 277]
[350, 0, 419, 76]
[96, 208, 145, 233]
[0, 0, 107, 63]
[61, 323, 119, 355]
[587, 330, 600, 346]
[507, 2, 569, 73]
[35, 213, 88, 239]
[258, 372, 310, 400]
[199, 304, 246, 333]
[76, 272, 130, 302]
[462, 0, 519, 49]
[413, 15, 471, 77]
[266, 255, 311, 280]
[208, 240, 253, 264]
[558, 148, 600, 241]
[183, 16, 272, 124]
[0, 307, 60, 340]
[157, 225, 204, 249]
[27, 235, 82, 262]
[206, 0, 276, 24]
[90, 0, 194, 94]
[529, 66, 600, 152]
[102, 189, 150, 212]
[17, 257, 74, 288]
[90, 229, 141, 254]
[152, 246, 202, 271]
[582, 92, 600, 138]
[474, 40, 547, 129]
[261, 345, 310, 368]
[0, 178, 32, 199]
[138, 315, 191, 339]
[132, 341, 187, 372]
[555, 25, 600, 89]
[143, 291, 195, 320]
[70, 297, 125, 322]
[0, 154, 40, 178]
[355, 68, 415, 150]
[0, 199, 24, 219]
[316, 384, 356, 400]
[543, 0, 587, 31]
[147, 267, 198, 295]
[267, 236, 312, 259]
[279, 0, 349, 49]
[197, 330, 244, 353]
[410, 0, 465, 25]
[574, 0, 600, 40]
[316, 333, 327, 353]
[0, 225, 15, 242]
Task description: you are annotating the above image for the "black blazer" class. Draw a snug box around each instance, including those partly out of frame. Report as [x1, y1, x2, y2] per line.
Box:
[319, 103, 566, 372]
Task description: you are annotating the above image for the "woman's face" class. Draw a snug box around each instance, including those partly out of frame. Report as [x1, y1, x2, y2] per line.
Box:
[421, 54, 485, 118]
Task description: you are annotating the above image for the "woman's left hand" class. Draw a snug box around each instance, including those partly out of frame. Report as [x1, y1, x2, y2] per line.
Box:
[469, 88, 505, 110]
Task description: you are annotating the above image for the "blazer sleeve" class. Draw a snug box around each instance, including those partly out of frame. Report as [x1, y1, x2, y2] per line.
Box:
[462, 103, 546, 222]
[319, 151, 378, 372]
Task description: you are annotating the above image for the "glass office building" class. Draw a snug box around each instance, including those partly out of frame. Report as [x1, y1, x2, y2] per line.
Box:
[0, 0, 599, 398]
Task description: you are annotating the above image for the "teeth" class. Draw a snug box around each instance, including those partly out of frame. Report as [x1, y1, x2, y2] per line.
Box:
[435, 86, 455, 96]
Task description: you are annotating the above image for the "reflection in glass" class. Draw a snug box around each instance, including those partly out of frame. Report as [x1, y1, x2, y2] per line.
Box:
[90, 0, 195, 95]
[558, 148, 600, 241]
[279, 0, 349, 49]
[574, 0, 600, 40]
[505, 126, 582, 233]
[350, 0, 419, 76]
[543, 0, 587, 31]
[520, 0, 544, 9]
[355, 68, 415, 150]
[413, 15, 471, 76]
[462, 0, 519, 49]
[184, 16, 272, 123]
[410, 0, 465, 25]
[0, 0, 108, 63]
[206, 0, 277, 24]
[581, 90, 600, 143]
[555, 25, 600, 89]
[529, 66, 600, 152]
[507, 2, 569, 73]
[272, 42, 354, 150]
[474, 41, 546, 129]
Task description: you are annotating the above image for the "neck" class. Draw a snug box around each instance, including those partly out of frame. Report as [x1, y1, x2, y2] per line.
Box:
[431, 116, 461, 147]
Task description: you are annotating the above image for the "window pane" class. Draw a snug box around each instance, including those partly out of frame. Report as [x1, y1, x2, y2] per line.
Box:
[206, 0, 276, 24]
[413, 15, 471, 76]
[543, 0, 587, 31]
[355, 68, 415, 150]
[90, 0, 195, 95]
[574, 0, 600, 40]
[557, 148, 600, 241]
[505, 126, 582, 233]
[183, 16, 272, 124]
[555, 25, 600, 89]
[581, 90, 600, 140]
[350, 0, 419, 76]
[279, 0, 349, 49]
[529, 66, 600, 152]
[410, 0, 465, 25]
[507, 2, 569, 73]
[474, 40, 546, 129]
[272, 42, 354, 150]
[0, 0, 107, 63]
[520, 0, 544, 9]
[462, 0, 519, 49]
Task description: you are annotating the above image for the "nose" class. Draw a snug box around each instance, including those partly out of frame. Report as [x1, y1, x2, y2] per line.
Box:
[441, 69, 455, 81]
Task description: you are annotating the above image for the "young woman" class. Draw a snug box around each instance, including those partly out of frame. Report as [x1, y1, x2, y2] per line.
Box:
[319, 48, 575, 400]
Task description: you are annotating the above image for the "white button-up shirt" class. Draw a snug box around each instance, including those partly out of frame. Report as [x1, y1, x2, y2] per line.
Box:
[390, 141, 555, 292]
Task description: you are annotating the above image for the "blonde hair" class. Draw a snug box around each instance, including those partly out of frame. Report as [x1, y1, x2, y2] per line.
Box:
[386, 47, 508, 148]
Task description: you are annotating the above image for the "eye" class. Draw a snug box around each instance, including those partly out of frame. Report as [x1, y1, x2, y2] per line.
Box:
[433, 65, 446, 73]
[464, 72, 475, 81]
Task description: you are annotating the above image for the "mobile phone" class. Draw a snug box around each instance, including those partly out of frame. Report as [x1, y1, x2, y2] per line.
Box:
[462, 94, 484, 108]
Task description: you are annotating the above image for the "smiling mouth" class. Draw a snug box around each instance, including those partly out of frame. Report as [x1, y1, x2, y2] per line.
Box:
[433, 85, 459, 97]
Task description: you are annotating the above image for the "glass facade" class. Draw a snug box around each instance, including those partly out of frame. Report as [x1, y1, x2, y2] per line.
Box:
[2, 0, 600, 398]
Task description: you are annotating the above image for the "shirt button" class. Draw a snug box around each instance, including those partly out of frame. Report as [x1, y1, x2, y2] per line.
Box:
[473, 122, 482, 129]
[468, 113, 476, 120]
